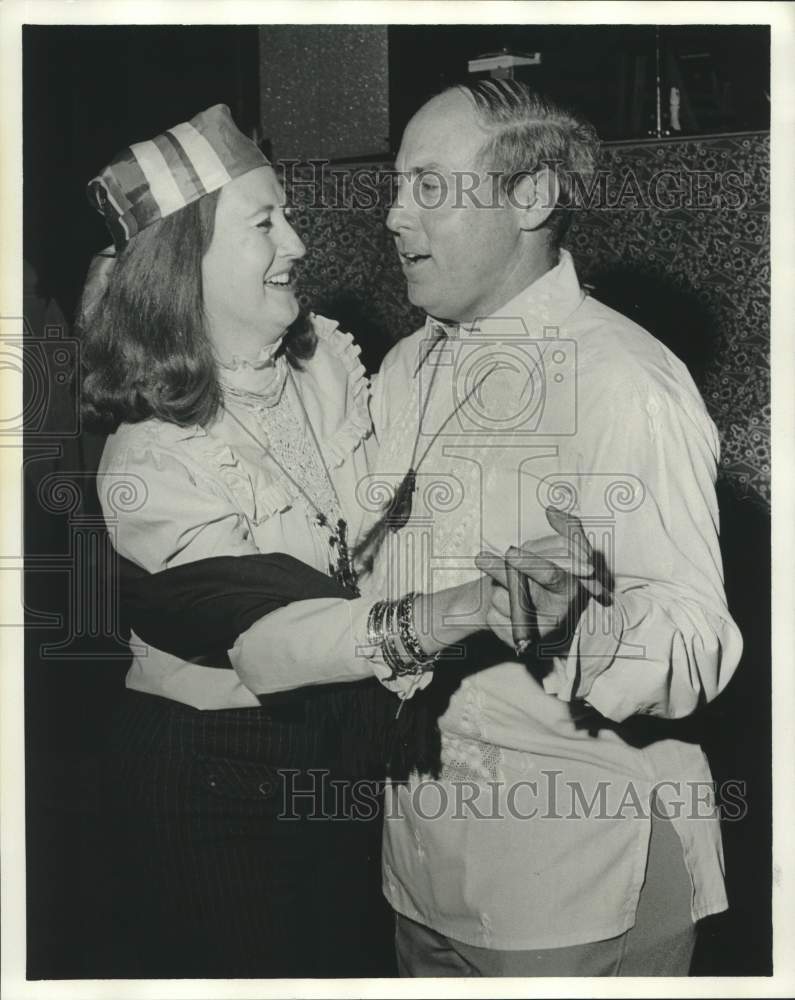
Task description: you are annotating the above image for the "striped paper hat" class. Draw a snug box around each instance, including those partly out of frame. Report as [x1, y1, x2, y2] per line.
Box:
[87, 104, 268, 250]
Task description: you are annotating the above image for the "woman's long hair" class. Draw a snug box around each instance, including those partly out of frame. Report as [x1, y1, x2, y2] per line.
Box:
[80, 187, 315, 432]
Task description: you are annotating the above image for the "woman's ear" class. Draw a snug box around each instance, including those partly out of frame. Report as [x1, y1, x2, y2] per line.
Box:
[512, 167, 559, 231]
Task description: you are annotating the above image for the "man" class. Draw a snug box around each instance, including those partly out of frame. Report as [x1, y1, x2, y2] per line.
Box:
[109, 80, 743, 978]
[364, 79, 743, 976]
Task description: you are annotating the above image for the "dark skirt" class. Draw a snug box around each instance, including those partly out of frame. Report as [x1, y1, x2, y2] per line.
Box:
[105, 688, 395, 978]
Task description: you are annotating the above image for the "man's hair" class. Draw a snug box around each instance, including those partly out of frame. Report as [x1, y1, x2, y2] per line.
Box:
[453, 79, 600, 244]
[80, 187, 315, 432]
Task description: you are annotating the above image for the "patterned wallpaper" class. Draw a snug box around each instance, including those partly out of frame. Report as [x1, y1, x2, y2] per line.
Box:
[259, 26, 390, 162]
[568, 134, 770, 509]
[286, 132, 770, 507]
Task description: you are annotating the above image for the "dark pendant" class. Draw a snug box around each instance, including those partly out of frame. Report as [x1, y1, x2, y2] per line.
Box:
[333, 518, 359, 595]
[386, 468, 417, 533]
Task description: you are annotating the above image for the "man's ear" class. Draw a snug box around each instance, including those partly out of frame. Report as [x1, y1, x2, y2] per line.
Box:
[512, 167, 559, 231]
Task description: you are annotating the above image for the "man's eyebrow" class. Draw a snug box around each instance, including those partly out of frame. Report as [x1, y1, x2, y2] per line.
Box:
[411, 162, 446, 175]
[393, 162, 447, 177]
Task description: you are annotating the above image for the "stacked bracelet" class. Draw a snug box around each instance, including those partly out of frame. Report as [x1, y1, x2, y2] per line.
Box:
[397, 592, 428, 663]
[366, 592, 439, 677]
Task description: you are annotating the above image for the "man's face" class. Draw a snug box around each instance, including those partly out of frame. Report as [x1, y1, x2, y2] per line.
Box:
[387, 90, 528, 325]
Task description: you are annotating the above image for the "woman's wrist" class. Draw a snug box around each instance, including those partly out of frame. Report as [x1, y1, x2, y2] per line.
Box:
[412, 578, 488, 657]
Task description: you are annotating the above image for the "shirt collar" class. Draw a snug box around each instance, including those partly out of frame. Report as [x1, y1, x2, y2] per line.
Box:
[424, 249, 586, 343]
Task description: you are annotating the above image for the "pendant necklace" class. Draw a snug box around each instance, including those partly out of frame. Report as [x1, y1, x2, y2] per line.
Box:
[223, 371, 359, 595]
[356, 323, 501, 572]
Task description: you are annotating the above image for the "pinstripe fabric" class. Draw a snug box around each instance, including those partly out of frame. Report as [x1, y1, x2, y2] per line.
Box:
[87, 104, 267, 250]
[107, 690, 392, 978]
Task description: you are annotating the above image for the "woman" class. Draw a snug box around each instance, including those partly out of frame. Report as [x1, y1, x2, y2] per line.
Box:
[81, 104, 527, 978]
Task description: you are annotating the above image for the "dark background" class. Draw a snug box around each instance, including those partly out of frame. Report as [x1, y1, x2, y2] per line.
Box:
[389, 24, 770, 144]
[25, 24, 770, 322]
[23, 24, 771, 980]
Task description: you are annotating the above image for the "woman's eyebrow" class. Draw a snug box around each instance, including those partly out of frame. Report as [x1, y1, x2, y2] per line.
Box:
[244, 203, 276, 220]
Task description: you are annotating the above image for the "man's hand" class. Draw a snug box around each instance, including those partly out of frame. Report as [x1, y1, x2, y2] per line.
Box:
[475, 507, 606, 650]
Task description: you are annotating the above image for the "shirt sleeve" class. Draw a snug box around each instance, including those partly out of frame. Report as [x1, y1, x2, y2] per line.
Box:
[98, 443, 259, 571]
[547, 374, 743, 723]
[229, 594, 434, 698]
[100, 440, 417, 697]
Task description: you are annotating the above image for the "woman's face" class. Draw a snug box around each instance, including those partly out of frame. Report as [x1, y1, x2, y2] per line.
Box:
[202, 166, 306, 350]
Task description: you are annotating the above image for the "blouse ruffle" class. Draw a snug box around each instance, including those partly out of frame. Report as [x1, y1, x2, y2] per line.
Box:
[116, 419, 293, 526]
[113, 315, 370, 528]
[308, 314, 371, 468]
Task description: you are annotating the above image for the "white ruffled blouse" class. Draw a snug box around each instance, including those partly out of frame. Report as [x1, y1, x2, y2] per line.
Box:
[97, 314, 384, 709]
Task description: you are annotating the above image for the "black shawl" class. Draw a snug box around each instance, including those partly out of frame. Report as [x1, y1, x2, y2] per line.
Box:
[119, 553, 454, 781]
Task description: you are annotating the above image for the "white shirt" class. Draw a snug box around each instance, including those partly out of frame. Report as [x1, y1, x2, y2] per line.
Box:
[364, 250, 742, 949]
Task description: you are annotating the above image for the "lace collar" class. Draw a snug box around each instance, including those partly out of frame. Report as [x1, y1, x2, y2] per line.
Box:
[216, 339, 288, 408]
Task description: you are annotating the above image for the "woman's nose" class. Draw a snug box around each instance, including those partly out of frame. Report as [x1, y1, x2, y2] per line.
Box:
[283, 223, 306, 260]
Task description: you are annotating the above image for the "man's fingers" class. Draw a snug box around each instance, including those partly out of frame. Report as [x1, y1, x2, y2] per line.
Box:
[475, 551, 509, 587]
[505, 549, 570, 593]
[485, 603, 515, 651]
[545, 506, 595, 563]
[491, 581, 511, 617]
[506, 544, 603, 599]
[478, 517, 604, 600]
[510, 538, 593, 580]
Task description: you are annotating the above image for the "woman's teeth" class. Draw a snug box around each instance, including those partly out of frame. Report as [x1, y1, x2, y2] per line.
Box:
[265, 273, 292, 287]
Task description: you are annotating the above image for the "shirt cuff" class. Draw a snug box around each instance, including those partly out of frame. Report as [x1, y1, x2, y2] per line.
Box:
[544, 598, 624, 704]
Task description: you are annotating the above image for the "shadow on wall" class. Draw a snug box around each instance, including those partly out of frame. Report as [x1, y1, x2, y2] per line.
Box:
[587, 261, 771, 976]
[692, 480, 772, 976]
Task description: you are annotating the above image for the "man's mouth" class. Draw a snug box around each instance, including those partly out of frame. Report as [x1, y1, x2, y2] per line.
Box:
[399, 251, 431, 266]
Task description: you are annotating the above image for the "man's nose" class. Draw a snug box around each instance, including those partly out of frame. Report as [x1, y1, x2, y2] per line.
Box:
[386, 175, 416, 235]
